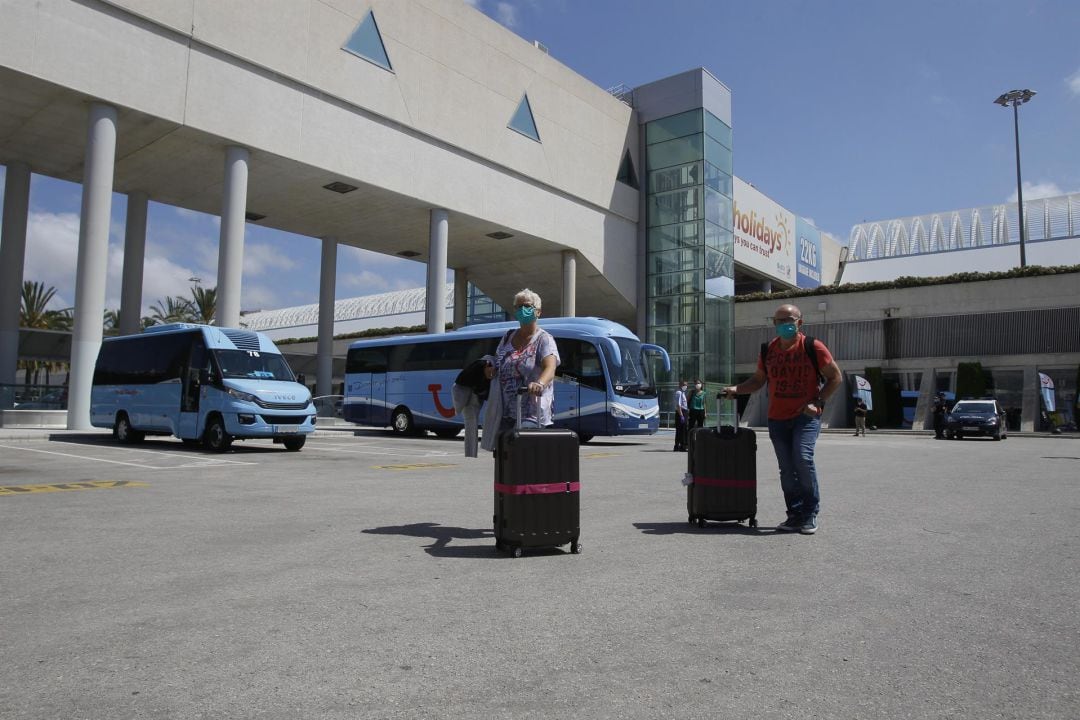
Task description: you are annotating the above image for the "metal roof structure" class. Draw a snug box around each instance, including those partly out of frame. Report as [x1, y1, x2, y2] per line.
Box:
[239, 284, 456, 333]
[849, 192, 1080, 260]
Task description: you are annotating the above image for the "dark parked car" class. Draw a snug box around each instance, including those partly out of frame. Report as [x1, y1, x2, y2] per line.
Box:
[945, 399, 1007, 441]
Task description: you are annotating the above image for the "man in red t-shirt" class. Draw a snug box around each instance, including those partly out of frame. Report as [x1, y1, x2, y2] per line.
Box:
[722, 304, 842, 535]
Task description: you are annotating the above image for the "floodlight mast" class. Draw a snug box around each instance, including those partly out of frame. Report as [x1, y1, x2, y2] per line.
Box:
[993, 89, 1036, 268]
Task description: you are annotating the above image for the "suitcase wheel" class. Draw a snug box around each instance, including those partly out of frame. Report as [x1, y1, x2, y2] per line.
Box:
[511, 546, 523, 559]
[570, 539, 581, 555]
[749, 517, 758, 528]
[696, 518, 707, 529]
[688, 515, 695, 526]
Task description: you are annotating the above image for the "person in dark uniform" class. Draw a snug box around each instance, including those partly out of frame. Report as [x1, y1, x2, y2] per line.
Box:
[931, 392, 948, 439]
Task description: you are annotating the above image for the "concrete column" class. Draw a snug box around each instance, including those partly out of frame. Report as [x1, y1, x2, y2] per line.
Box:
[761, 279, 773, 293]
[453, 268, 468, 329]
[317, 237, 337, 398]
[118, 191, 148, 335]
[216, 146, 249, 328]
[911, 368, 936, 431]
[0, 161, 32, 405]
[68, 104, 118, 429]
[426, 209, 448, 334]
[1020, 366, 1038, 432]
[562, 250, 576, 317]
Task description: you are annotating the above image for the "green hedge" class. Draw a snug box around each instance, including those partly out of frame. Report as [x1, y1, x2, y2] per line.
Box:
[735, 264, 1080, 303]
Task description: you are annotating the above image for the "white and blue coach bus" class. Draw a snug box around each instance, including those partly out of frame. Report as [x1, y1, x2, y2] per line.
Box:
[343, 318, 670, 443]
[91, 324, 315, 452]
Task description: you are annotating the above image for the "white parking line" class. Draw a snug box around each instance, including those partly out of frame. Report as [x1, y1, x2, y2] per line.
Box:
[303, 441, 455, 457]
[0, 444, 257, 470]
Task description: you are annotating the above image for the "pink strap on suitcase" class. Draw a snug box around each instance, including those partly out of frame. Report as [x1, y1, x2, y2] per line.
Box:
[692, 476, 754, 489]
[495, 481, 581, 495]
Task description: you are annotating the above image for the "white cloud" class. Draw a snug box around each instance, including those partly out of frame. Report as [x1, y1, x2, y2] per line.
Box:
[1007, 180, 1064, 203]
[495, 2, 518, 27]
[24, 211, 81, 309]
[1068, 68, 1080, 96]
[342, 269, 416, 294]
[243, 242, 296, 276]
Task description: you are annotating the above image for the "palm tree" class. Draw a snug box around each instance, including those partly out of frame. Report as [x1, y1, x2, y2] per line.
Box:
[19, 282, 70, 388]
[149, 296, 195, 325]
[103, 308, 120, 335]
[189, 285, 216, 324]
[20, 281, 56, 329]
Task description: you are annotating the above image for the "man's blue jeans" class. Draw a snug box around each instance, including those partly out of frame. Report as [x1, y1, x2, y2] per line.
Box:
[767, 413, 821, 520]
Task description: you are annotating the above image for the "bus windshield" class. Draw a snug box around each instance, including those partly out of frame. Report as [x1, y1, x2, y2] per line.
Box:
[600, 337, 655, 397]
[215, 350, 295, 381]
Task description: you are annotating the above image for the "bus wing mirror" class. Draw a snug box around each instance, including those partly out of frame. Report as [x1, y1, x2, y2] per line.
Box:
[641, 343, 671, 372]
[601, 338, 622, 367]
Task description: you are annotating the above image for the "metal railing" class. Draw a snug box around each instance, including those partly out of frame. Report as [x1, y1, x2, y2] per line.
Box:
[0, 384, 69, 410]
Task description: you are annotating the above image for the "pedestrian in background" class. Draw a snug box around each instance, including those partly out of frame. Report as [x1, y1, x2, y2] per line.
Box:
[722, 303, 843, 535]
[673, 379, 689, 451]
[931, 392, 948, 439]
[853, 399, 868, 436]
[688, 380, 706, 432]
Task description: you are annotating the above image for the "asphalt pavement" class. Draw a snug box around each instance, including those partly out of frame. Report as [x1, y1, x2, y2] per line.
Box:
[0, 428, 1077, 719]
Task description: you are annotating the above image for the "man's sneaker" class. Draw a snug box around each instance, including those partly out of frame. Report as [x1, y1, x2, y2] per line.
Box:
[799, 516, 818, 535]
[776, 516, 801, 533]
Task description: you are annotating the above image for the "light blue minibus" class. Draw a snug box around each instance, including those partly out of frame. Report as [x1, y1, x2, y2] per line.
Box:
[343, 317, 670, 443]
[91, 324, 315, 451]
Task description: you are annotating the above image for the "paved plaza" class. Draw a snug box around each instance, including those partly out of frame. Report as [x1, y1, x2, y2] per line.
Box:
[0, 428, 1077, 719]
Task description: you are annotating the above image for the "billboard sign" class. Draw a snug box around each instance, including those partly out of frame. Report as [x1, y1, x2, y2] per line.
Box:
[795, 218, 823, 288]
[733, 178, 796, 286]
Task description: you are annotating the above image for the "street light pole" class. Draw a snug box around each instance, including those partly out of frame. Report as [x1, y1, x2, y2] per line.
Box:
[994, 89, 1036, 269]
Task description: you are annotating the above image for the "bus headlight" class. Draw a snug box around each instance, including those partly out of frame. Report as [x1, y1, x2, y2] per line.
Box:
[610, 406, 631, 419]
[226, 387, 259, 404]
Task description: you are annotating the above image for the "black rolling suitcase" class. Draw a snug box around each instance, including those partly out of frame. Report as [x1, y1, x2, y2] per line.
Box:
[687, 394, 757, 528]
[494, 389, 581, 557]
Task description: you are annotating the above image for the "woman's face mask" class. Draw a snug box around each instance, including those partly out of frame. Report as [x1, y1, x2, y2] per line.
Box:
[514, 304, 536, 326]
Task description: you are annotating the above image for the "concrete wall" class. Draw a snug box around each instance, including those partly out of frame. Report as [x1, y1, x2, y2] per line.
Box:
[733, 273, 1080, 430]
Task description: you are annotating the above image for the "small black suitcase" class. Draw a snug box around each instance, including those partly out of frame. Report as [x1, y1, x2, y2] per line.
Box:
[687, 395, 757, 528]
[494, 389, 581, 557]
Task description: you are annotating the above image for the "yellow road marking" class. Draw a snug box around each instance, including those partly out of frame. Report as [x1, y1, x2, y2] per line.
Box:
[372, 462, 458, 471]
[0, 480, 148, 496]
[583, 452, 618, 459]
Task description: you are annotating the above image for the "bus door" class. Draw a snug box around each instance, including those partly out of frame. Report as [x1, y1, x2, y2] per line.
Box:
[555, 339, 605, 435]
[179, 334, 208, 439]
[350, 347, 388, 424]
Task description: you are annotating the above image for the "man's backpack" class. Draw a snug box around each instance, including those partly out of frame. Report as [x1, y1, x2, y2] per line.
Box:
[760, 336, 825, 387]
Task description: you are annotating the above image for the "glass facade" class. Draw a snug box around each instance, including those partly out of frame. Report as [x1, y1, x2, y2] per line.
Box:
[644, 109, 734, 420]
[465, 283, 509, 326]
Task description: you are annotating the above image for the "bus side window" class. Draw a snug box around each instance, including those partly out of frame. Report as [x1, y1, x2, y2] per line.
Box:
[557, 339, 604, 391]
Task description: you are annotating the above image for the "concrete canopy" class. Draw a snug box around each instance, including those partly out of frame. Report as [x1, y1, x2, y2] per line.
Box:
[0, 0, 641, 329]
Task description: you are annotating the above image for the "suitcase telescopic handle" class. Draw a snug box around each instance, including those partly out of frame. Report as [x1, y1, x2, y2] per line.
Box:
[516, 386, 529, 429]
[715, 392, 739, 430]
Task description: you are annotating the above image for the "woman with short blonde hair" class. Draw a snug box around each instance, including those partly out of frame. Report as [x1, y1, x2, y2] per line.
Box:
[483, 288, 559, 438]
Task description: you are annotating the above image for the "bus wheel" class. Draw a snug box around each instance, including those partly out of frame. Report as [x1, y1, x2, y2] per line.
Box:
[114, 413, 144, 444]
[391, 407, 415, 435]
[204, 416, 233, 452]
[283, 437, 306, 452]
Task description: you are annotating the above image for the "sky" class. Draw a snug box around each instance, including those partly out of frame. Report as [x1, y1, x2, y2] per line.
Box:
[2, 0, 1078, 315]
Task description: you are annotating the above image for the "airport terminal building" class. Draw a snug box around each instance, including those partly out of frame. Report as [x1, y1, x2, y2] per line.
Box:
[1, 0, 1077, 432]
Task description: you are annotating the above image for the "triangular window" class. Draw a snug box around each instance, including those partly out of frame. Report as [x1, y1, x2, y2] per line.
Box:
[508, 94, 540, 142]
[616, 149, 639, 189]
[342, 10, 392, 72]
